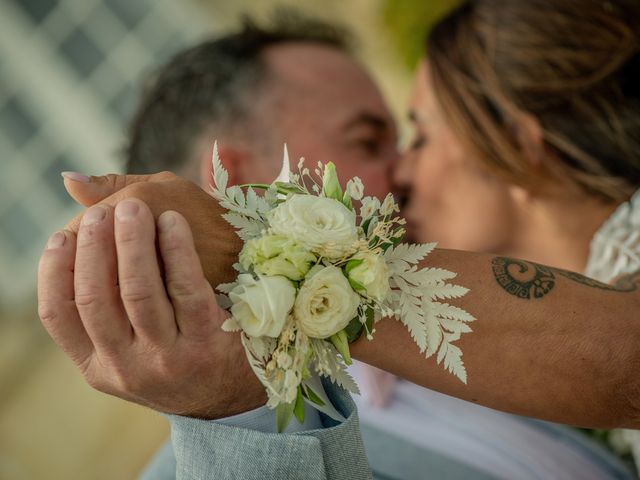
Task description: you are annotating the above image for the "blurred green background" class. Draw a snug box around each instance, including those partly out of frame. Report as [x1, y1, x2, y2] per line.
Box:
[0, 0, 455, 478]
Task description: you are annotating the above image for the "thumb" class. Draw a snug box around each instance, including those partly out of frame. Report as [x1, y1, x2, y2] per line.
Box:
[61, 171, 176, 206]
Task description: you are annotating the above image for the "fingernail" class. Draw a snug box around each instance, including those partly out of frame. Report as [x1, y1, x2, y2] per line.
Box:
[82, 205, 107, 225]
[116, 200, 139, 222]
[46, 231, 66, 249]
[61, 171, 91, 183]
[158, 211, 176, 232]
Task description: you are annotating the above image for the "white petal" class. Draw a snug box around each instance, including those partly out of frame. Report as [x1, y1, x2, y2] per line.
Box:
[275, 144, 291, 184]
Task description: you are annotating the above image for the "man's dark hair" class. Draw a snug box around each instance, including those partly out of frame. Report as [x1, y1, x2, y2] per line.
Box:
[125, 10, 353, 175]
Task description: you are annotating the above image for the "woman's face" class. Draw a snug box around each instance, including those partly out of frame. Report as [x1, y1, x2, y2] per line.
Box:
[395, 62, 519, 253]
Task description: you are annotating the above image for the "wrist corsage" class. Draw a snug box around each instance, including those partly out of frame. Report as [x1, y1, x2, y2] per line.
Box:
[211, 144, 474, 431]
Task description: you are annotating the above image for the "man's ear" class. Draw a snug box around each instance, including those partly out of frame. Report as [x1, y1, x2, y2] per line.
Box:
[199, 144, 250, 190]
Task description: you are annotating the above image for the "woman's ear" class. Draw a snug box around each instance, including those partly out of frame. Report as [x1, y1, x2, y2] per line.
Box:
[514, 111, 545, 168]
[507, 182, 531, 208]
[199, 143, 249, 189]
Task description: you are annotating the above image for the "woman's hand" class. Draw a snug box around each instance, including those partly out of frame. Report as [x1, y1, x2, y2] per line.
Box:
[61, 171, 242, 288]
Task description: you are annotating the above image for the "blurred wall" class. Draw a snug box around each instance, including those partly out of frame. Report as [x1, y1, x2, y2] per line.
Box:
[0, 1, 214, 478]
[0, 0, 449, 478]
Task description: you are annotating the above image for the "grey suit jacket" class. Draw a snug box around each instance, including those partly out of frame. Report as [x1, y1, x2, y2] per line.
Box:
[140, 380, 502, 480]
[141, 381, 372, 480]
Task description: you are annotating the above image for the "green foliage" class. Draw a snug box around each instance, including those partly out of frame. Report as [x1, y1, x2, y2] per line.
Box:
[344, 316, 364, 343]
[380, 0, 461, 70]
[302, 384, 326, 406]
[294, 387, 305, 424]
[330, 330, 352, 365]
[276, 401, 295, 433]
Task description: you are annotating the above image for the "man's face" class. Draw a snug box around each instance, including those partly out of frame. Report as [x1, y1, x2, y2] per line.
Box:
[254, 43, 399, 201]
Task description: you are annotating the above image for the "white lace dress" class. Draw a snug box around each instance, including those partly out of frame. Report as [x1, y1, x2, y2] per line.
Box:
[585, 189, 640, 472]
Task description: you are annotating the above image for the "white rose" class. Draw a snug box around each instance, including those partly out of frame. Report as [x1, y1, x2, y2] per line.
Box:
[347, 251, 390, 302]
[268, 195, 358, 259]
[294, 266, 360, 338]
[229, 274, 295, 337]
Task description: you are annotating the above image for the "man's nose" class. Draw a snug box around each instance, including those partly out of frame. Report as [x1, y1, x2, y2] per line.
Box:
[391, 149, 415, 187]
[389, 148, 414, 196]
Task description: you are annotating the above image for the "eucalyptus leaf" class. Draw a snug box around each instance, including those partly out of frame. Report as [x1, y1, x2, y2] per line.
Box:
[344, 317, 364, 343]
[348, 277, 365, 291]
[361, 217, 373, 234]
[276, 401, 295, 433]
[238, 183, 271, 190]
[365, 307, 375, 333]
[302, 384, 326, 406]
[330, 330, 352, 365]
[294, 387, 305, 424]
[275, 181, 305, 195]
[342, 190, 353, 210]
[344, 258, 364, 275]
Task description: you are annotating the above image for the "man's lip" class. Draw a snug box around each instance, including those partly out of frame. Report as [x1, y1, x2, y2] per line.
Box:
[403, 229, 417, 243]
[399, 207, 418, 243]
[396, 192, 409, 211]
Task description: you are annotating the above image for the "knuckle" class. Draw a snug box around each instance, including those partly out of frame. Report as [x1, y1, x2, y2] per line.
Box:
[105, 173, 127, 192]
[166, 276, 200, 299]
[161, 237, 186, 260]
[37, 301, 58, 325]
[170, 281, 214, 314]
[76, 224, 103, 248]
[82, 362, 108, 392]
[85, 374, 105, 391]
[182, 296, 212, 319]
[120, 182, 151, 202]
[38, 298, 76, 326]
[119, 276, 155, 305]
[74, 289, 101, 309]
[155, 171, 177, 182]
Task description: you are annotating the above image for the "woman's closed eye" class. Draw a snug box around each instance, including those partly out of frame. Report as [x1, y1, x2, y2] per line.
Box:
[408, 133, 427, 152]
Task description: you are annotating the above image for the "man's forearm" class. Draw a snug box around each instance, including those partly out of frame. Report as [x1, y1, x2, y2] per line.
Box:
[351, 249, 640, 429]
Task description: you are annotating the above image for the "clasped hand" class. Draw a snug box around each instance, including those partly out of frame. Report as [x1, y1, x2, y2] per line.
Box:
[37, 173, 265, 418]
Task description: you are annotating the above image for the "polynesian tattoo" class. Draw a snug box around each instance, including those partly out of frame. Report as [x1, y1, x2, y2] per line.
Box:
[491, 256, 640, 300]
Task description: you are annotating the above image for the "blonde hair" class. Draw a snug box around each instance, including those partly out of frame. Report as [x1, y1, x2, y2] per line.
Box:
[427, 0, 640, 202]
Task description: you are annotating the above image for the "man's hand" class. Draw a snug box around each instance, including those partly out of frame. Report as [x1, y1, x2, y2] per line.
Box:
[61, 171, 242, 289]
[38, 198, 266, 418]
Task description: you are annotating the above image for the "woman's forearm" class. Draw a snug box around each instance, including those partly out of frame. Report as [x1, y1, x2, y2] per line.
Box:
[351, 248, 640, 429]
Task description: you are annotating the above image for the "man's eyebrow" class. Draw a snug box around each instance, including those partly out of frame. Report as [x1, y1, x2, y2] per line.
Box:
[343, 112, 390, 132]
